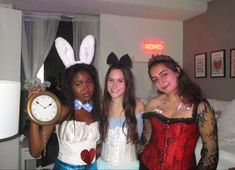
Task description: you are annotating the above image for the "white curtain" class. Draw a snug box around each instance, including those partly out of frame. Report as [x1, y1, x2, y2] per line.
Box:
[72, 15, 99, 66]
[21, 12, 60, 81]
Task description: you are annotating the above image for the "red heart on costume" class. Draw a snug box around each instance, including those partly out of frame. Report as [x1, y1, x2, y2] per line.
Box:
[80, 148, 96, 165]
[214, 60, 222, 69]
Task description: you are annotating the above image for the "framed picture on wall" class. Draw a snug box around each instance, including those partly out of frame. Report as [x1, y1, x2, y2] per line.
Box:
[210, 50, 225, 78]
[230, 49, 235, 77]
[194, 53, 207, 78]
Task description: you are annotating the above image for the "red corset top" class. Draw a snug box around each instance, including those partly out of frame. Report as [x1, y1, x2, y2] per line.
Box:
[141, 113, 199, 170]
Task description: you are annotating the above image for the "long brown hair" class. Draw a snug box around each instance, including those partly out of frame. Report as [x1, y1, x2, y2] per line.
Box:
[148, 54, 205, 105]
[100, 65, 138, 144]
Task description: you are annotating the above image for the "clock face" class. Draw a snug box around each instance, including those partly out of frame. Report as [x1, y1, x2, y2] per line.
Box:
[27, 91, 61, 125]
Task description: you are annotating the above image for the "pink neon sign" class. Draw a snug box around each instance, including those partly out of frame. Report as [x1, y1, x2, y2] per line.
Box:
[142, 40, 164, 53]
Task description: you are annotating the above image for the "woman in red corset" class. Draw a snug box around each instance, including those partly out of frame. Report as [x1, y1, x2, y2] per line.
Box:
[137, 54, 218, 170]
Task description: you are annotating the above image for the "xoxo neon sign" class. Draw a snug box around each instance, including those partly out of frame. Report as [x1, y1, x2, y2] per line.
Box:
[142, 40, 164, 53]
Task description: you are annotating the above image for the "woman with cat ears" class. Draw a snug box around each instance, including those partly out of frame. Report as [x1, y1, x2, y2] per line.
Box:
[28, 35, 101, 170]
[97, 52, 145, 169]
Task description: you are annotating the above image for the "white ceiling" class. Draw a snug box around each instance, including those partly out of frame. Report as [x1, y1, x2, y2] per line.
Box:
[2, 0, 213, 21]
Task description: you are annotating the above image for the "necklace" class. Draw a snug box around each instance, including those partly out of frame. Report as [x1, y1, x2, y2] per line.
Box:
[154, 106, 163, 114]
[154, 102, 190, 114]
[177, 103, 191, 111]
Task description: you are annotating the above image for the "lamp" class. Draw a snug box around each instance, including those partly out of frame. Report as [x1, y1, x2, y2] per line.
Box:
[0, 80, 21, 140]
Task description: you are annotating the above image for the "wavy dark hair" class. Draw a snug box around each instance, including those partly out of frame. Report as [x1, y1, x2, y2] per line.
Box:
[100, 64, 138, 144]
[148, 54, 205, 105]
[62, 63, 101, 121]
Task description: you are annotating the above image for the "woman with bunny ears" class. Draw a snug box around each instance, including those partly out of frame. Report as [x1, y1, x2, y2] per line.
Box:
[28, 35, 101, 170]
[97, 52, 145, 170]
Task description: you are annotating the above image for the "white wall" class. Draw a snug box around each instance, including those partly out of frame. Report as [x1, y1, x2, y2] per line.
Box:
[0, 137, 19, 169]
[0, 7, 22, 169]
[0, 7, 22, 82]
[99, 14, 183, 100]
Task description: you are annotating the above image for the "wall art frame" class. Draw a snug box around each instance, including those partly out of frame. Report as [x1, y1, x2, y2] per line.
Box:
[230, 49, 235, 78]
[210, 50, 225, 78]
[194, 53, 207, 78]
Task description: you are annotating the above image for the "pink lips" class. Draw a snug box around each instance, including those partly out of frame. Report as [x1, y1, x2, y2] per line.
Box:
[82, 92, 92, 99]
[159, 83, 169, 90]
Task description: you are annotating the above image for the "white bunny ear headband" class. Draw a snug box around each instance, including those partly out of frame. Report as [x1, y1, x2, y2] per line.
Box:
[55, 35, 95, 68]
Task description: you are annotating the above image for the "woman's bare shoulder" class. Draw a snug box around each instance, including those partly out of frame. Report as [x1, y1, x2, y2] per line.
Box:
[58, 104, 69, 123]
[145, 95, 163, 112]
[135, 98, 145, 113]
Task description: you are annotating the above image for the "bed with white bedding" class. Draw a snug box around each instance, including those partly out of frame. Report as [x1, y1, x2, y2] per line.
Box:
[195, 99, 235, 170]
[196, 135, 235, 170]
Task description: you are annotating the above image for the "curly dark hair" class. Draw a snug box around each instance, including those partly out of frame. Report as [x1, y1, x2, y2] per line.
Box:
[62, 63, 101, 121]
[148, 54, 205, 105]
[100, 64, 138, 144]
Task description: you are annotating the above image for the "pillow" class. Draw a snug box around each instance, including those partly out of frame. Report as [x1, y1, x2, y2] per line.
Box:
[219, 99, 235, 135]
[207, 99, 229, 112]
[214, 111, 222, 128]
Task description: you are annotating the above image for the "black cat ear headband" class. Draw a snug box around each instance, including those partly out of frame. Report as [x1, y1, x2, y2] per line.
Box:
[107, 52, 132, 68]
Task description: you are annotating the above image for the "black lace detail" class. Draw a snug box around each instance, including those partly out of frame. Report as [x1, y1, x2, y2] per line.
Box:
[142, 111, 196, 124]
[136, 118, 152, 156]
[196, 100, 218, 170]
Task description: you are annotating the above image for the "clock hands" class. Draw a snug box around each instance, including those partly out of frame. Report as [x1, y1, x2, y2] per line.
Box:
[36, 101, 46, 109]
[36, 101, 54, 109]
[45, 103, 53, 109]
